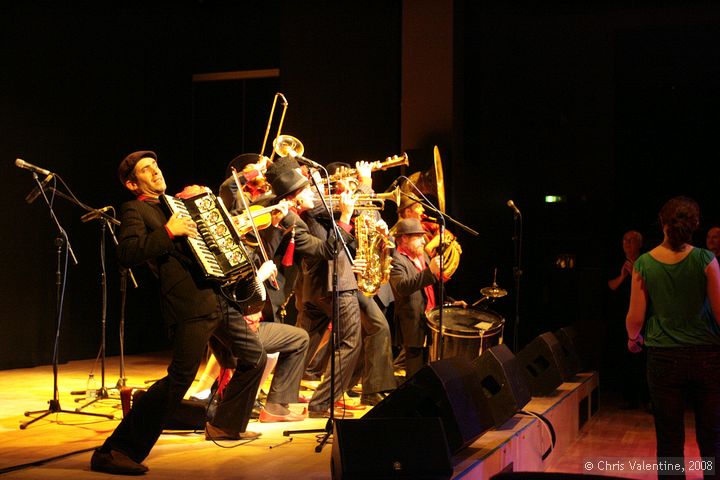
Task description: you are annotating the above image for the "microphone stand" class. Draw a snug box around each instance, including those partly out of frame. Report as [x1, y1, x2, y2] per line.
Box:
[20, 174, 113, 428]
[283, 168, 353, 453]
[511, 208, 523, 353]
[396, 181, 478, 361]
[74, 209, 138, 410]
[43, 188, 139, 398]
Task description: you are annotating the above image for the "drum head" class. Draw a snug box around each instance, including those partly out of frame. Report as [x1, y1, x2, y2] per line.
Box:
[426, 306, 504, 337]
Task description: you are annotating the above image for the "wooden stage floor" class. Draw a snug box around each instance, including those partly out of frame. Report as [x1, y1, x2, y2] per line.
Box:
[0, 352, 705, 479]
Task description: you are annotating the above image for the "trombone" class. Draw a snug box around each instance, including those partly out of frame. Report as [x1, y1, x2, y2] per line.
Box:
[259, 93, 289, 163]
[273, 134, 304, 159]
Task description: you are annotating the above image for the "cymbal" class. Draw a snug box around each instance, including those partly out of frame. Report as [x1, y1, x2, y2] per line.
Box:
[480, 286, 507, 298]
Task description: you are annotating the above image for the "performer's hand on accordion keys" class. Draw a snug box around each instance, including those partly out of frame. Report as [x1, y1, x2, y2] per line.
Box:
[166, 211, 198, 238]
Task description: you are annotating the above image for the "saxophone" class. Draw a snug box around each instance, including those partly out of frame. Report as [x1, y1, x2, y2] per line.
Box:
[355, 210, 395, 297]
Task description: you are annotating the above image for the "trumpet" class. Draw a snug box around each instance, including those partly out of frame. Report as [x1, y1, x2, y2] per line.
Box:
[326, 187, 401, 211]
[321, 153, 409, 185]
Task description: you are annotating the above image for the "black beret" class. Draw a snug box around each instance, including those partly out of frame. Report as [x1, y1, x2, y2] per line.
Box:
[118, 150, 157, 185]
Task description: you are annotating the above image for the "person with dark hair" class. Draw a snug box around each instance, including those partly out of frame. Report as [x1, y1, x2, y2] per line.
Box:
[91, 151, 267, 475]
[626, 196, 720, 476]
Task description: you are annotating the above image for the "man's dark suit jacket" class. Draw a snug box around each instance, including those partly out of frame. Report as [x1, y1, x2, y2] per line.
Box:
[389, 249, 438, 348]
[263, 210, 355, 298]
[117, 199, 218, 325]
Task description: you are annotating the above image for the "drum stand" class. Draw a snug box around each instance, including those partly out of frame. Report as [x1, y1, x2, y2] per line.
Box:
[20, 176, 113, 428]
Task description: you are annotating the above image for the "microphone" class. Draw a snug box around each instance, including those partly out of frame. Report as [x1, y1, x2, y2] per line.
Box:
[384, 177, 401, 193]
[507, 199, 521, 216]
[15, 158, 52, 176]
[290, 152, 323, 170]
[25, 174, 54, 204]
[80, 206, 113, 223]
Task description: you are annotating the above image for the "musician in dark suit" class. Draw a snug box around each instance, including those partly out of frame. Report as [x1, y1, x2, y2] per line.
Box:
[91, 151, 267, 476]
[389, 218, 443, 379]
[323, 161, 396, 406]
[261, 165, 363, 418]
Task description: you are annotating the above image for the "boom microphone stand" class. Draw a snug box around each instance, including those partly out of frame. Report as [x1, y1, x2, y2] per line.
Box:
[74, 206, 134, 411]
[47, 188, 138, 392]
[19, 171, 113, 429]
[507, 200, 523, 353]
[117, 264, 139, 388]
[282, 162, 353, 453]
[395, 176, 479, 360]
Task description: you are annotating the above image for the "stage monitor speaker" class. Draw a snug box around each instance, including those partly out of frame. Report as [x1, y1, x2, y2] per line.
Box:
[364, 356, 494, 454]
[471, 344, 531, 427]
[553, 325, 582, 376]
[516, 332, 567, 396]
[332, 418, 452, 480]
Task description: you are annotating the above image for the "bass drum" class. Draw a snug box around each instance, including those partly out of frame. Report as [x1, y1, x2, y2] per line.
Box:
[426, 306, 505, 363]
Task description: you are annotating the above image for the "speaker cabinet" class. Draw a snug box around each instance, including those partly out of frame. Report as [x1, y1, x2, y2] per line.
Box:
[516, 332, 567, 396]
[364, 356, 494, 454]
[553, 325, 583, 376]
[471, 344, 531, 427]
[332, 418, 452, 480]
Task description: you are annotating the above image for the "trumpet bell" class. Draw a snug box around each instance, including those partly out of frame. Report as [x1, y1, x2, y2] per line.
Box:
[273, 135, 304, 159]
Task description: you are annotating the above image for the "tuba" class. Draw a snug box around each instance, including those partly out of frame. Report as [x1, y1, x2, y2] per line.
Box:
[401, 146, 462, 277]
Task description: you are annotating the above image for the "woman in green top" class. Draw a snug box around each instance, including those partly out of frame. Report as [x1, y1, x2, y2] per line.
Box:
[626, 196, 720, 478]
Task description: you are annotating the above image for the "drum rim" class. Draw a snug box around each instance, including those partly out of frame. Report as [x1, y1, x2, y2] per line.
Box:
[425, 305, 505, 337]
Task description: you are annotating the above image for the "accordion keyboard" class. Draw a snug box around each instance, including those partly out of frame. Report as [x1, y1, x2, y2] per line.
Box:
[161, 193, 253, 282]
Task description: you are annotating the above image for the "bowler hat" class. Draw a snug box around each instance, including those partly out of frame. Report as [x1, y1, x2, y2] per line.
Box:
[224, 153, 264, 179]
[398, 193, 419, 211]
[269, 169, 309, 201]
[265, 156, 300, 185]
[393, 218, 426, 236]
[118, 150, 157, 185]
[326, 162, 351, 176]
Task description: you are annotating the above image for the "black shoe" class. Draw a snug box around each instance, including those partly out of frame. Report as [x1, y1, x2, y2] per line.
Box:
[90, 449, 149, 475]
[361, 392, 386, 406]
[308, 408, 355, 419]
[205, 422, 262, 441]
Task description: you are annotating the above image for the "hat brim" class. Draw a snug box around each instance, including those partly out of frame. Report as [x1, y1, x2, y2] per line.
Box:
[395, 228, 426, 236]
[272, 176, 309, 202]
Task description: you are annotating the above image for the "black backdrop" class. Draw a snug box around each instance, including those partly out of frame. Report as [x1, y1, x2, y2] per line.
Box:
[2, 1, 719, 372]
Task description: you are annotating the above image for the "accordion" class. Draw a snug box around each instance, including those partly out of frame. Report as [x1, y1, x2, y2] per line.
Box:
[160, 192, 254, 284]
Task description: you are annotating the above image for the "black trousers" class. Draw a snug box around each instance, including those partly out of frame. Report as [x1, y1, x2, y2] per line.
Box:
[258, 322, 309, 404]
[213, 307, 310, 406]
[102, 298, 266, 463]
[647, 346, 720, 479]
[351, 293, 396, 394]
[297, 291, 361, 412]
